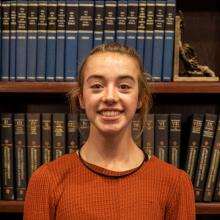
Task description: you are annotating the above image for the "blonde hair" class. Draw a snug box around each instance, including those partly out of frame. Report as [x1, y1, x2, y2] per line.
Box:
[68, 43, 152, 133]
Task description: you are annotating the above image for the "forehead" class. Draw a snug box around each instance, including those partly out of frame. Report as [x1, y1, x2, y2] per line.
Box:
[83, 52, 141, 80]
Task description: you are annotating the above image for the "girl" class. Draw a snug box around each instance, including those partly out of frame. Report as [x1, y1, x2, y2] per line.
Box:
[24, 43, 195, 220]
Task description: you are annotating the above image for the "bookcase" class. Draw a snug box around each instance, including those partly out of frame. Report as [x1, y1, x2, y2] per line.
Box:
[0, 1, 220, 220]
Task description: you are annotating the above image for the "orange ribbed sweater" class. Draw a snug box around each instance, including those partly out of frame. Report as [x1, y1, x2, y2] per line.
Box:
[24, 153, 195, 220]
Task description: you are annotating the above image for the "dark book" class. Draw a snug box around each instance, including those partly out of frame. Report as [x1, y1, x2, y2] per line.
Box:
[42, 113, 52, 164]
[132, 113, 142, 147]
[104, 0, 117, 43]
[184, 114, 204, 181]
[36, 1, 48, 81]
[52, 113, 66, 160]
[168, 113, 181, 168]
[155, 114, 169, 162]
[1, 113, 14, 200]
[27, 113, 41, 181]
[26, 1, 38, 81]
[65, 0, 78, 81]
[126, 0, 138, 50]
[214, 166, 220, 201]
[79, 111, 90, 147]
[203, 115, 220, 201]
[55, 0, 66, 81]
[14, 113, 27, 200]
[142, 114, 154, 157]
[67, 113, 79, 153]
[194, 113, 218, 201]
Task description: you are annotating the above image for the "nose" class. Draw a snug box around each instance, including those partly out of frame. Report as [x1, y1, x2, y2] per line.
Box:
[101, 86, 119, 104]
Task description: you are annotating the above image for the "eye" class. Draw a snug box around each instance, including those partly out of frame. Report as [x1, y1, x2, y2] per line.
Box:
[90, 83, 103, 92]
[119, 84, 131, 90]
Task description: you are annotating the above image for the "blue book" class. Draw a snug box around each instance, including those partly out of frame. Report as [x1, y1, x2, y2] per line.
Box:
[1, 0, 10, 81]
[126, 0, 138, 50]
[78, 0, 94, 66]
[151, 0, 166, 81]
[55, 0, 66, 81]
[116, 0, 127, 45]
[93, 0, 104, 47]
[36, 1, 47, 81]
[65, 0, 78, 81]
[137, 0, 146, 62]
[26, 1, 38, 81]
[162, 0, 176, 81]
[143, 0, 155, 77]
[104, 0, 116, 43]
[46, 0, 57, 81]
[16, 0, 28, 81]
[9, 0, 16, 81]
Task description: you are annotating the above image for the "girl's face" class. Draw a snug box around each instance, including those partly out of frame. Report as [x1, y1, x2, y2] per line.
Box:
[79, 52, 142, 136]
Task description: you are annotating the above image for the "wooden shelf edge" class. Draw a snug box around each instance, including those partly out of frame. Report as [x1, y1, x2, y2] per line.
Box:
[0, 82, 220, 94]
[0, 201, 219, 214]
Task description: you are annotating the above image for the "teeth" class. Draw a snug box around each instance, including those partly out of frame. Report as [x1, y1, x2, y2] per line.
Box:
[100, 111, 121, 116]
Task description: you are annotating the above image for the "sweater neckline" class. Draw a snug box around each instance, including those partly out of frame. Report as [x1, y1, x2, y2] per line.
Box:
[76, 148, 149, 178]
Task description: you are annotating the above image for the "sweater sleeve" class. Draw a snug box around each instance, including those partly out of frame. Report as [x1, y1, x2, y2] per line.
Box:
[23, 164, 56, 220]
[165, 170, 196, 220]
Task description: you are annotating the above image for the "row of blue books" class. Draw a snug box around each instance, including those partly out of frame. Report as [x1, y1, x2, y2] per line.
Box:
[0, 0, 176, 82]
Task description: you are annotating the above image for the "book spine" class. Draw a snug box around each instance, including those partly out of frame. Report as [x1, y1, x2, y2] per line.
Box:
[104, 0, 116, 43]
[78, 0, 94, 65]
[27, 113, 41, 181]
[126, 0, 138, 50]
[36, 1, 47, 81]
[42, 113, 52, 164]
[55, 0, 66, 81]
[14, 113, 27, 200]
[65, 0, 78, 81]
[26, 0, 38, 81]
[162, 0, 176, 81]
[52, 113, 66, 160]
[168, 113, 181, 168]
[1, 113, 14, 200]
[203, 116, 220, 201]
[151, 0, 166, 81]
[214, 166, 220, 201]
[136, 0, 146, 62]
[67, 113, 79, 153]
[79, 111, 90, 147]
[155, 114, 169, 162]
[184, 114, 204, 181]
[132, 113, 142, 147]
[46, 0, 57, 81]
[116, 0, 127, 45]
[10, 0, 17, 81]
[1, 0, 10, 81]
[144, 0, 155, 77]
[194, 113, 218, 201]
[142, 114, 155, 156]
[16, 0, 28, 81]
[93, 0, 104, 47]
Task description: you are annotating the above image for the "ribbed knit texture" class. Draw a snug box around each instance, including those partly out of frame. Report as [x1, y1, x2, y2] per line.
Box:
[24, 153, 196, 220]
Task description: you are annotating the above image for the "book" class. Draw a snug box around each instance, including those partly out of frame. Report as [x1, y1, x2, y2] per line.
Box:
[1, 113, 14, 200]
[79, 111, 90, 147]
[194, 113, 217, 201]
[162, 0, 176, 81]
[27, 113, 41, 181]
[168, 113, 181, 167]
[203, 115, 220, 201]
[151, 0, 166, 81]
[67, 113, 79, 153]
[142, 114, 155, 156]
[36, 1, 47, 81]
[184, 114, 204, 181]
[42, 113, 52, 164]
[155, 114, 169, 161]
[26, 1, 38, 81]
[214, 166, 220, 201]
[65, 0, 78, 81]
[14, 113, 27, 200]
[53, 113, 66, 160]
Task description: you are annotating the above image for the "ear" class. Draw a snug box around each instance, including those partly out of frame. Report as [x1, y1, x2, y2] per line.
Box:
[78, 94, 85, 109]
[137, 99, 142, 110]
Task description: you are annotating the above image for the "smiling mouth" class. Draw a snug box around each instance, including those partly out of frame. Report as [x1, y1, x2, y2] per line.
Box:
[97, 110, 123, 117]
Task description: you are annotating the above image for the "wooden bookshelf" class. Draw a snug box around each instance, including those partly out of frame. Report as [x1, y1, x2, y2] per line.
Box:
[0, 201, 219, 214]
[0, 82, 220, 94]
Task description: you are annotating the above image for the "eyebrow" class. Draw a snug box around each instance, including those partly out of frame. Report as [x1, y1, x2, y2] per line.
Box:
[86, 74, 136, 82]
